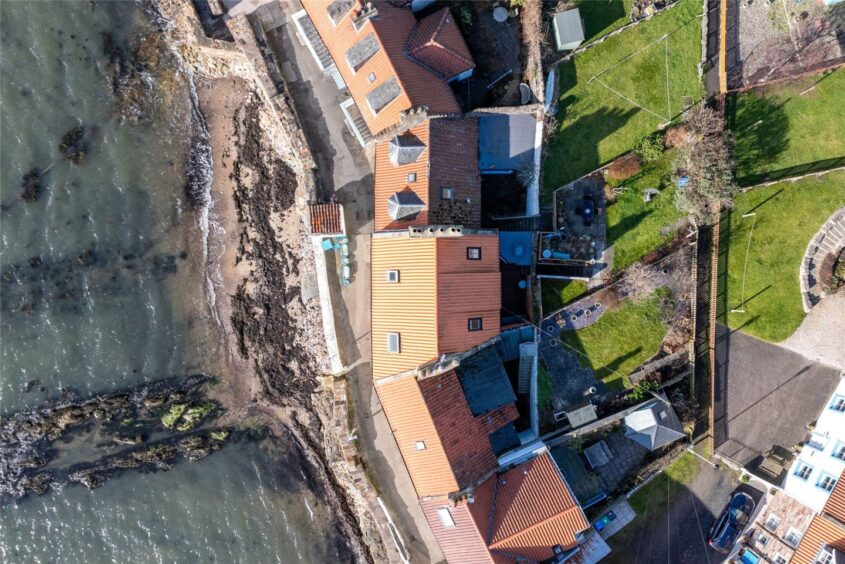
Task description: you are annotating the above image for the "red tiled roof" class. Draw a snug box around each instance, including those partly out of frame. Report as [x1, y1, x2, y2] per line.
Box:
[792, 515, 845, 564]
[468, 452, 589, 562]
[308, 202, 343, 234]
[824, 471, 845, 524]
[419, 371, 499, 490]
[408, 8, 475, 80]
[373, 118, 480, 231]
[303, 1, 461, 136]
[372, 4, 461, 114]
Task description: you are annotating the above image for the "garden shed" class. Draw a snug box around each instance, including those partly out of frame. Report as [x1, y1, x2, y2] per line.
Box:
[552, 9, 585, 52]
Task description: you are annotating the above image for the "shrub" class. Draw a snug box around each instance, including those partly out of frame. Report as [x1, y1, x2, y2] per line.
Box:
[634, 133, 665, 163]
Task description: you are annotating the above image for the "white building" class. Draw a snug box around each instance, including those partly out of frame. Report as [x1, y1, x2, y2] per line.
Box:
[783, 377, 845, 511]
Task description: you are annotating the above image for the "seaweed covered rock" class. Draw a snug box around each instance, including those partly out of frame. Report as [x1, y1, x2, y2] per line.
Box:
[58, 125, 86, 165]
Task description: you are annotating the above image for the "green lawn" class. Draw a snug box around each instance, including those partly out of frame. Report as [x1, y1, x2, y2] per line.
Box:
[541, 279, 589, 314]
[560, 287, 670, 390]
[538, 363, 553, 412]
[723, 172, 845, 342]
[606, 152, 685, 271]
[574, 0, 635, 44]
[728, 68, 845, 184]
[544, 0, 703, 193]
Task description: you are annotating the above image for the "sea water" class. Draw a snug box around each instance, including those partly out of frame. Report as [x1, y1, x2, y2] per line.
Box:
[0, 2, 349, 561]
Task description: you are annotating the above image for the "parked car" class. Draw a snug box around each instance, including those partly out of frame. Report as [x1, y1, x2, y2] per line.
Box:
[708, 491, 756, 554]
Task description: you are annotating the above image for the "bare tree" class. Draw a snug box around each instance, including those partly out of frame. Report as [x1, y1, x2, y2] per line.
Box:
[672, 105, 738, 226]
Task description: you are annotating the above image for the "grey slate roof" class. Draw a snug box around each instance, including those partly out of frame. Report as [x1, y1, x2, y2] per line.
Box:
[388, 133, 426, 165]
[387, 190, 425, 220]
[624, 399, 686, 451]
[456, 345, 516, 416]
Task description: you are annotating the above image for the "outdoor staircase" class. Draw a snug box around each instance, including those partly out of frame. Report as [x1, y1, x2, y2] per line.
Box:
[343, 100, 374, 145]
[801, 207, 845, 312]
[517, 342, 537, 395]
[293, 11, 334, 71]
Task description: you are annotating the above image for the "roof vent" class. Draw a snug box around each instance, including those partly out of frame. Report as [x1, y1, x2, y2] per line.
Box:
[388, 134, 426, 165]
[387, 191, 425, 221]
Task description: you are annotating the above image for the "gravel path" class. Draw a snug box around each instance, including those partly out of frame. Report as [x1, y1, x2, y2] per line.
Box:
[781, 292, 845, 370]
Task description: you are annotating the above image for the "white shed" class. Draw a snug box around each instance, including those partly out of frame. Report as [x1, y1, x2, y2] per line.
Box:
[553, 8, 585, 52]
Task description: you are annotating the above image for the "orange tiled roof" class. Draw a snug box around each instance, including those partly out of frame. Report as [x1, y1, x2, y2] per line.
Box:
[469, 452, 589, 562]
[301, 0, 461, 136]
[824, 471, 845, 524]
[371, 233, 500, 380]
[377, 376, 460, 497]
[420, 498, 494, 564]
[377, 368, 508, 498]
[792, 515, 845, 564]
[308, 202, 343, 234]
[408, 8, 475, 80]
[374, 118, 480, 231]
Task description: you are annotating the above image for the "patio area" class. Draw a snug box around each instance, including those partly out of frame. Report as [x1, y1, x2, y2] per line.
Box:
[542, 174, 607, 264]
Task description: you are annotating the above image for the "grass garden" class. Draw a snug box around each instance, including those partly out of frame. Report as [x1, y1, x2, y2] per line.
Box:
[723, 172, 845, 342]
[606, 151, 685, 271]
[561, 287, 671, 390]
[544, 0, 703, 192]
[541, 279, 589, 315]
[573, 0, 634, 44]
[728, 68, 845, 184]
[627, 451, 700, 515]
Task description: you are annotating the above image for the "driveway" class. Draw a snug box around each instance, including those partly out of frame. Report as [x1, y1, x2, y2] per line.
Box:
[713, 324, 841, 470]
[606, 456, 747, 564]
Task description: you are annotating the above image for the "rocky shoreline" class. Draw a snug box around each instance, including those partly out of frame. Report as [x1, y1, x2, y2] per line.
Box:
[0, 375, 233, 502]
[146, 0, 386, 561]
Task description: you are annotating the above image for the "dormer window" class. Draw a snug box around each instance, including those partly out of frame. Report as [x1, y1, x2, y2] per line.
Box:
[327, 0, 354, 25]
[367, 77, 401, 115]
[467, 247, 481, 260]
[407, 173, 417, 183]
[468, 317, 483, 332]
[386, 270, 399, 283]
[346, 33, 379, 73]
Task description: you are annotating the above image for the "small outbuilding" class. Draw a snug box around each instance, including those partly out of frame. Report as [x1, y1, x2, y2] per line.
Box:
[624, 398, 685, 451]
[553, 9, 585, 52]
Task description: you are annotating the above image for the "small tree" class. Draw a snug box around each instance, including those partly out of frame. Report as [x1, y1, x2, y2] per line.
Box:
[672, 106, 738, 226]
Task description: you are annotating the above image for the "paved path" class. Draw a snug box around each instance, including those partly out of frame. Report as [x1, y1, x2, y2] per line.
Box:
[713, 325, 841, 468]
[606, 456, 741, 564]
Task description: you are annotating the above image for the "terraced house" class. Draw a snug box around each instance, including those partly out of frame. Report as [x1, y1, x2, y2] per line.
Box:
[299, 0, 474, 140]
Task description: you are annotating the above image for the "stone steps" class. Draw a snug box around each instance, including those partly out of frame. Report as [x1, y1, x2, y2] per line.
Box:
[801, 207, 845, 312]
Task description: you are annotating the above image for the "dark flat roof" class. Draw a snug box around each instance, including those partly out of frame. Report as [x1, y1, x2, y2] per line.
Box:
[456, 346, 516, 416]
[478, 113, 537, 172]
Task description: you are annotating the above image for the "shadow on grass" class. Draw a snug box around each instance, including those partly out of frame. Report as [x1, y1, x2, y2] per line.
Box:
[577, 0, 628, 44]
[727, 93, 790, 183]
